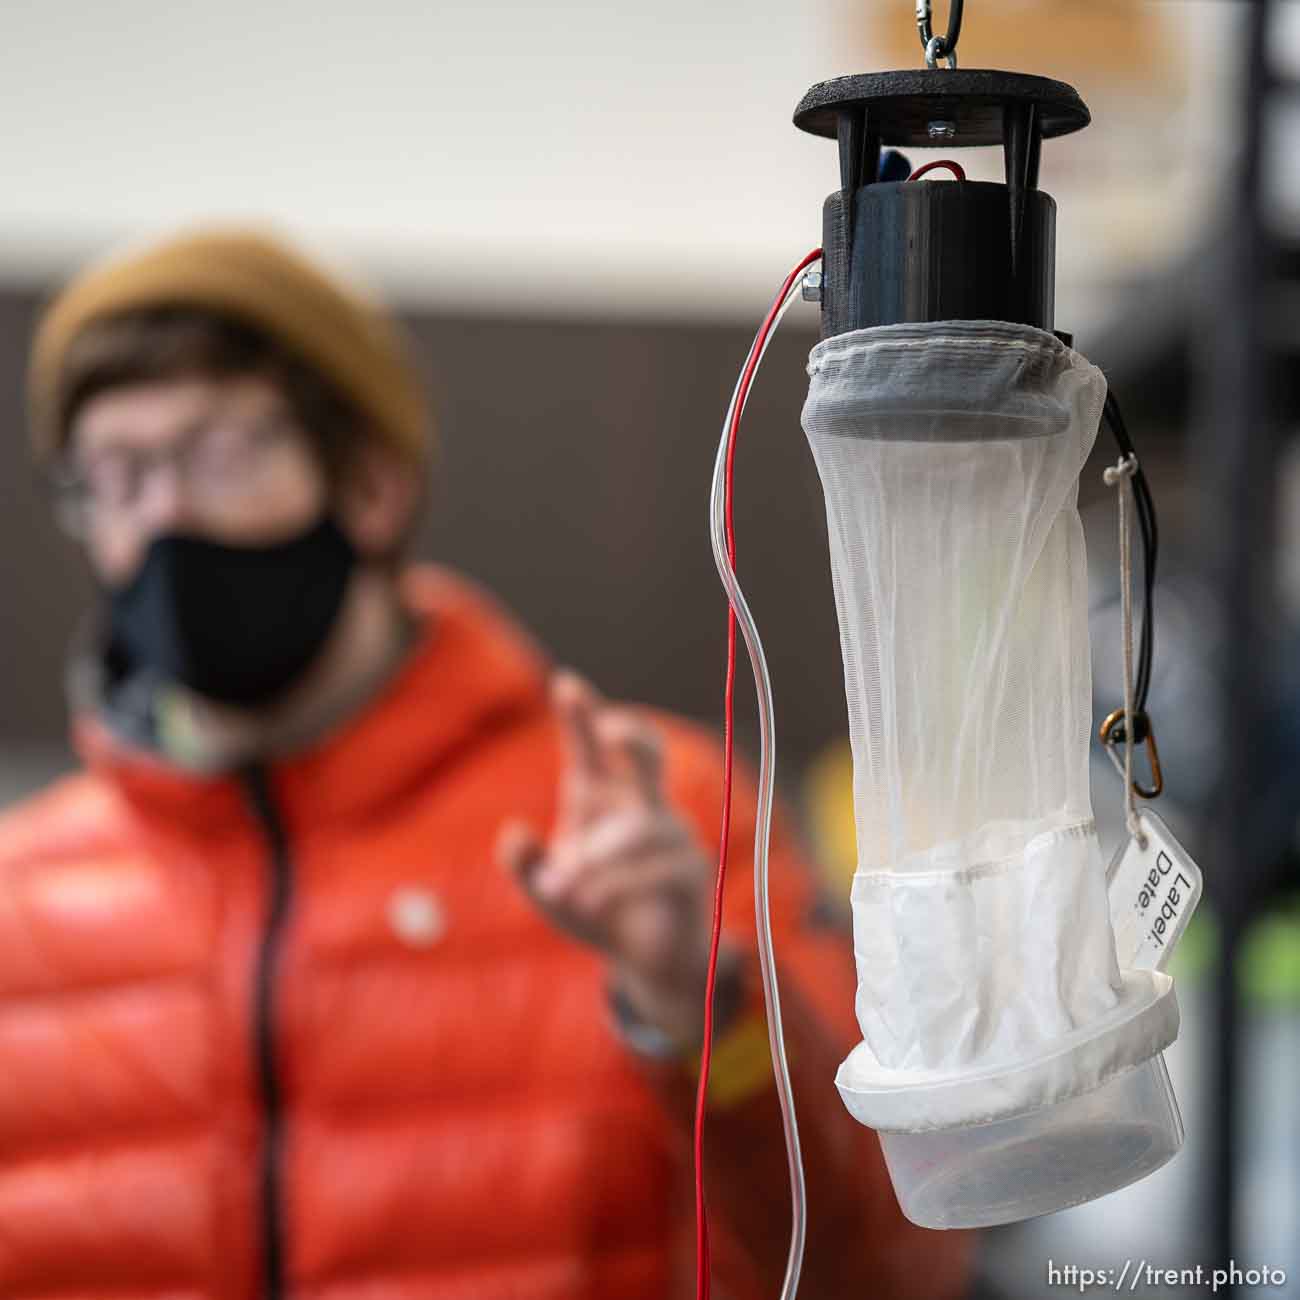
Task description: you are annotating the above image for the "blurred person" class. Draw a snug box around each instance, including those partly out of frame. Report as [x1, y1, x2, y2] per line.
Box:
[0, 226, 971, 1300]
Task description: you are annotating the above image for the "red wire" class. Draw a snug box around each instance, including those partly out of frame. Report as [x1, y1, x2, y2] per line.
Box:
[695, 246, 823, 1300]
[907, 158, 967, 182]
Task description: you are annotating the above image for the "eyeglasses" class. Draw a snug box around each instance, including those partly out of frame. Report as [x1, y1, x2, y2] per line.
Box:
[50, 411, 303, 536]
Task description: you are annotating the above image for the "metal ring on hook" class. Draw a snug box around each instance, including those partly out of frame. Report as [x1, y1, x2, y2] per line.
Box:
[925, 35, 958, 69]
[1098, 707, 1164, 800]
[918, 0, 963, 65]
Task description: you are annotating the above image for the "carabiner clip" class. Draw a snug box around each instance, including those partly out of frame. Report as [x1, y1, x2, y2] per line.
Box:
[916, 0, 963, 67]
[1099, 707, 1163, 800]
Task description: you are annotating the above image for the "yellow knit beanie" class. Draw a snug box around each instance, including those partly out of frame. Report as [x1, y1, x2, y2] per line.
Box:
[27, 224, 431, 464]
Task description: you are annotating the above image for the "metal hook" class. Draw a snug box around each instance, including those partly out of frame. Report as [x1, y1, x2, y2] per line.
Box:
[917, 0, 963, 67]
[1099, 707, 1164, 800]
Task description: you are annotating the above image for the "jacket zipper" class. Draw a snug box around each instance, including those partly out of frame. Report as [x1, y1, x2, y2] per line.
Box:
[242, 764, 293, 1300]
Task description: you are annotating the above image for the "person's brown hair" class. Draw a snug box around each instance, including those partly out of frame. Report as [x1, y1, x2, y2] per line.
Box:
[56, 304, 366, 483]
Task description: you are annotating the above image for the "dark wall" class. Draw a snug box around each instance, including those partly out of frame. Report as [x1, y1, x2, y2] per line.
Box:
[0, 290, 845, 787]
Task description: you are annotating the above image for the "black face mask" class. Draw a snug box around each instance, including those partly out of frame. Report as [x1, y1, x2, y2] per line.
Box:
[105, 515, 357, 708]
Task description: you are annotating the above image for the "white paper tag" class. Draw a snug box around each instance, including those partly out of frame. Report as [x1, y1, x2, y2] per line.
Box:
[1106, 809, 1203, 972]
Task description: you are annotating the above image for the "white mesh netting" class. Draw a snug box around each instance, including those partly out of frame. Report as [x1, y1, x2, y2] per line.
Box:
[802, 322, 1177, 1132]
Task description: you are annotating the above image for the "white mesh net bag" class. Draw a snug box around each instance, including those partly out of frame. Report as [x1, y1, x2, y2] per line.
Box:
[802, 321, 1182, 1227]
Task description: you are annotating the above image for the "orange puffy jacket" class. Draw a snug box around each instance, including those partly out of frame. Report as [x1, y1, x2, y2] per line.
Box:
[0, 567, 971, 1300]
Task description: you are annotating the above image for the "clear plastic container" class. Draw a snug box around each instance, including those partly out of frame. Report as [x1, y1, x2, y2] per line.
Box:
[878, 1053, 1184, 1229]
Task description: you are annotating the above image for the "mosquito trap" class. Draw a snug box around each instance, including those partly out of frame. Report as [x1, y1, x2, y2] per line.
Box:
[795, 61, 1198, 1228]
[700, 6, 1201, 1267]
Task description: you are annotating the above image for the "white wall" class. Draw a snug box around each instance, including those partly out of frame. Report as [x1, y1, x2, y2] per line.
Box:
[0, 0, 846, 318]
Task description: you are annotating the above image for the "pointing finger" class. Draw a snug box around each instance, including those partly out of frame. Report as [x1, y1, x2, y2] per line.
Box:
[553, 669, 610, 820]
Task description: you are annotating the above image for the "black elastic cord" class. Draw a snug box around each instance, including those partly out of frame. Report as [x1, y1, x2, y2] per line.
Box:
[1103, 389, 1158, 740]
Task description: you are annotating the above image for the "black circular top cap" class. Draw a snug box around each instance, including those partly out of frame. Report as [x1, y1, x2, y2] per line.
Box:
[793, 68, 1089, 147]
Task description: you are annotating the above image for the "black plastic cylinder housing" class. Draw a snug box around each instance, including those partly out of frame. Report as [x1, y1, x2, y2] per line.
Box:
[822, 179, 1056, 338]
[793, 69, 1089, 341]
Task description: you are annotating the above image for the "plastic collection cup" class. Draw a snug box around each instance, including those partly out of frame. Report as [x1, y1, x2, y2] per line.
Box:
[877, 1052, 1184, 1229]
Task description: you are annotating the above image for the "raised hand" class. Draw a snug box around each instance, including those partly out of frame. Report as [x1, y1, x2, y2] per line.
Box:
[496, 669, 722, 1044]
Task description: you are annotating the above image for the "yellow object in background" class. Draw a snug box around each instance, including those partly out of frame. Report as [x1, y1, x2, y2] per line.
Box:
[802, 740, 858, 898]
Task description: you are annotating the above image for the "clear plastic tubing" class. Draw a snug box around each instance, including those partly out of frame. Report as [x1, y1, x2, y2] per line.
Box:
[708, 267, 814, 1300]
